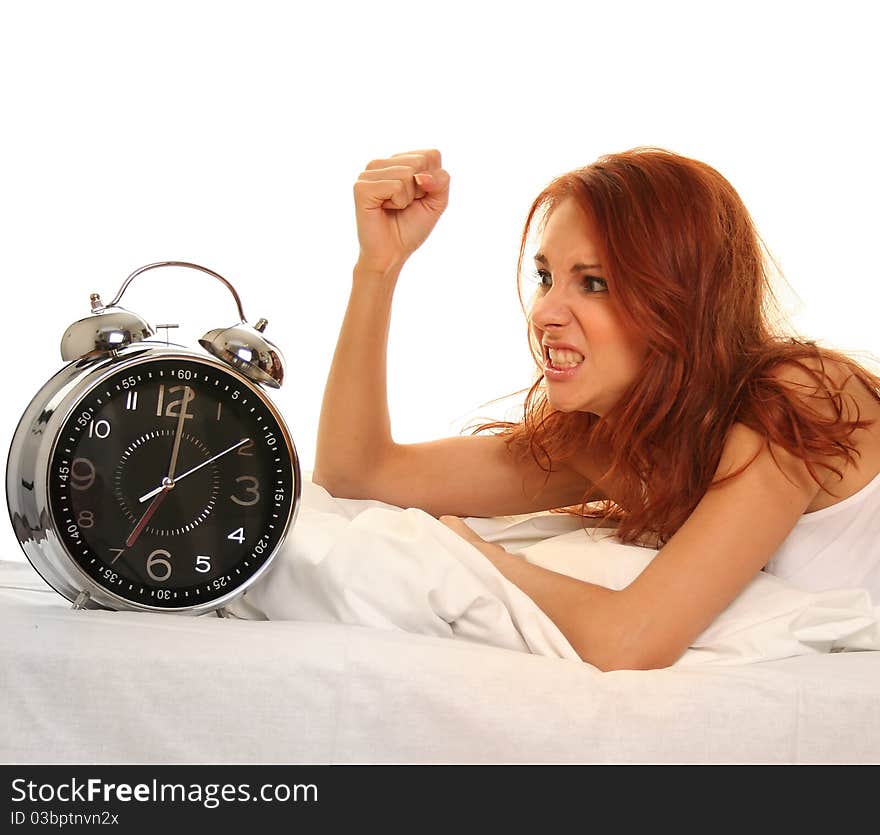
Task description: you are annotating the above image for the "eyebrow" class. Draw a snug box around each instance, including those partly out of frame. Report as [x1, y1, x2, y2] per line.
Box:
[534, 252, 603, 272]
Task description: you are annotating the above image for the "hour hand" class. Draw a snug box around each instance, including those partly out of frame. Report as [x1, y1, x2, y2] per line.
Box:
[126, 481, 172, 547]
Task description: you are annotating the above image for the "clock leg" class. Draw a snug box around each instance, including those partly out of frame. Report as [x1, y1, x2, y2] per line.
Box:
[71, 590, 91, 610]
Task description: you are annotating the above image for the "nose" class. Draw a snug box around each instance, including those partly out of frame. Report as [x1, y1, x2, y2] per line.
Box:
[528, 284, 573, 332]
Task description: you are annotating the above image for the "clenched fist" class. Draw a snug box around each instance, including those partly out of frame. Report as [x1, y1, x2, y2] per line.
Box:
[353, 148, 450, 276]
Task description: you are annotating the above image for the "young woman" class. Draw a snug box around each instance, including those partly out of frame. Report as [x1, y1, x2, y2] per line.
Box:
[313, 147, 880, 671]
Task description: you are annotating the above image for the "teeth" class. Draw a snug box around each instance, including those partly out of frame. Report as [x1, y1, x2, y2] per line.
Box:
[547, 347, 585, 368]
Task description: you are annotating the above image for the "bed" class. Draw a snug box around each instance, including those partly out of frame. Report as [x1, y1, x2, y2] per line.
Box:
[2, 478, 879, 765]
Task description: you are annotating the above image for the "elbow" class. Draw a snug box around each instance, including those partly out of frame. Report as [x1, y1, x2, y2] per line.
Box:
[581, 645, 681, 672]
[310, 468, 335, 490]
[313, 444, 396, 500]
[588, 653, 678, 673]
[310, 466, 357, 498]
[569, 614, 686, 672]
[311, 470, 364, 499]
[310, 468, 337, 494]
[311, 466, 386, 502]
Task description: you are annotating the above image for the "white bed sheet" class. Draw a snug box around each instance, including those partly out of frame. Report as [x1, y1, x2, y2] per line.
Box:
[224, 482, 880, 667]
[2, 559, 880, 764]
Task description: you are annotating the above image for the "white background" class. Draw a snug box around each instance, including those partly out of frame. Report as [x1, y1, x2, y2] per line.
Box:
[2, 0, 878, 563]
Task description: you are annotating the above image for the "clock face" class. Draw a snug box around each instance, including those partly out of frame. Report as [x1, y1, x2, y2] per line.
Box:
[47, 355, 297, 610]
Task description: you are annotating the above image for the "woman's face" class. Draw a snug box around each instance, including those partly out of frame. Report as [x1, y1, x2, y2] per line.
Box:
[529, 198, 648, 416]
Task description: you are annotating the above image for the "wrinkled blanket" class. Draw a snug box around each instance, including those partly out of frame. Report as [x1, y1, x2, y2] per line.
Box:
[226, 482, 880, 667]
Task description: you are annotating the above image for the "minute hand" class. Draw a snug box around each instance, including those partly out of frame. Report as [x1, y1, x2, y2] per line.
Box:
[138, 438, 250, 503]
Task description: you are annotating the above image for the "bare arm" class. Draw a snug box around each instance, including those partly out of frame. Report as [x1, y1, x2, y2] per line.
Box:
[346, 433, 604, 518]
[444, 421, 823, 671]
[315, 270, 599, 515]
[313, 149, 604, 516]
[312, 261, 400, 491]
[313, 148, 448, 494]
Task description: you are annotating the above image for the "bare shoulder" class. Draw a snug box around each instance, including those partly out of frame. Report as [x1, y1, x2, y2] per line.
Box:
[766, 354, 880, 509]
[716, 420, 819, 498]
[768, 355, 878, 415]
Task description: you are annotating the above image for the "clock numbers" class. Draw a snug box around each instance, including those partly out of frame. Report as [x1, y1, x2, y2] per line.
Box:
[231, 475, 260, 506]
[70, 458, 96, 491]
[45, 357, 296, 610]
[156, 384, 195, 420]
[146, 548, 173, 582]
[87, 419, 111, 439]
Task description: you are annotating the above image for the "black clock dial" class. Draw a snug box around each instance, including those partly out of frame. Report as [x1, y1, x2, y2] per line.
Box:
[47, 356, 297, 610]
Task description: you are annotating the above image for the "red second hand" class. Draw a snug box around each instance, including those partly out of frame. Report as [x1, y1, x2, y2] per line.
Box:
[126, 483, 172, 548]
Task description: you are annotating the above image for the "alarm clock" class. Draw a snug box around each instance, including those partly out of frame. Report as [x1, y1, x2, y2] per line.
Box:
[6, 261, 301, 616]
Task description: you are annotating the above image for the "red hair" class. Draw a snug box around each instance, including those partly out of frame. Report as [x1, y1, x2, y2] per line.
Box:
[475, 147, 880, 548]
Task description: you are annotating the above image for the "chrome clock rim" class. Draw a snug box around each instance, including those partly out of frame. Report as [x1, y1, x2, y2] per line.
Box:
[7, 343, 300, 615]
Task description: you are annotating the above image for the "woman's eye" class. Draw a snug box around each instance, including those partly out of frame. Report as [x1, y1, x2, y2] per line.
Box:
[532, 269, 607, 294]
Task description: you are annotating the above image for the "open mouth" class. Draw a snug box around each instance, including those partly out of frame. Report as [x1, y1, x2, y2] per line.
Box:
[544, 345, 586, 370]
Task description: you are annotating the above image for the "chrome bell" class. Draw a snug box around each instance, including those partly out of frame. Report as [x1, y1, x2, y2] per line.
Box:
[199, 317, 285, 389]
[63, 262, 285, 388]
[60, 295, 154, 361]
